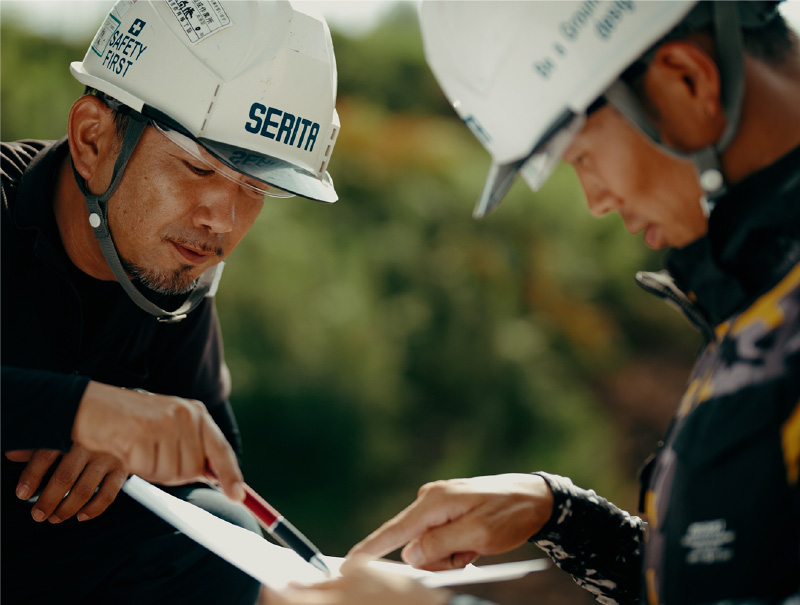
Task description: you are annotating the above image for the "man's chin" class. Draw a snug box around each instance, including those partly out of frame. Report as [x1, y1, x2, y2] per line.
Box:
[132, 269, 199, 296]
[122, 257, 202, 296]
[141, 276, 199, 296]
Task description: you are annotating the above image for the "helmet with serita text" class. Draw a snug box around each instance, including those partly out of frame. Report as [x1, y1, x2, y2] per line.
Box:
[69, 0, 340, 322]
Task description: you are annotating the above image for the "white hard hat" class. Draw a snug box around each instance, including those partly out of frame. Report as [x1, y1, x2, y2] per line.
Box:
[420, 0, 698, 217]
[71, 0, 339, 203]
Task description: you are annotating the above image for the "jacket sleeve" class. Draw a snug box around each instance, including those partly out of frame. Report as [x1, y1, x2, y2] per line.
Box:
[531, 472, 646, 605]
[1, 366, 89, 453]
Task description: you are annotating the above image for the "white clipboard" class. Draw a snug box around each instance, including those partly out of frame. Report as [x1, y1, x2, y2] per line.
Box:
[122, 475, 550, 590]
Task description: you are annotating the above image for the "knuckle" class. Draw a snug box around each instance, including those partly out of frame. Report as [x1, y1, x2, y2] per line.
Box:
[52, 466, 76, 487]
[167, 401, 193, 428]
[69, 482, 96, 502]
[470, 523, 492, 551]
[418, 481, 437, 497]
[170, 398, 204, 424]
[419, 479, 449, 498]
[187, 398, 205, 411]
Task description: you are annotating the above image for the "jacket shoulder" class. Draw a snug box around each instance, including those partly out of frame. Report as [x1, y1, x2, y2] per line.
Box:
[1, 140, 51, 213]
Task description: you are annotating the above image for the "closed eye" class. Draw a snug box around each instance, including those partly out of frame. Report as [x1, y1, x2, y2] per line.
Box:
[182, 159, 214, 177]
[563, 147, 589, 169]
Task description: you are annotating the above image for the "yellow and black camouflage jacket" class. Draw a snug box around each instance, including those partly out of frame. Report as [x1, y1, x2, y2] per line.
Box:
[532, 142, 800, 605]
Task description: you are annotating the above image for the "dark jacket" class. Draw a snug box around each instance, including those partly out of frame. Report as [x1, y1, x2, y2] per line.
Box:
[1, 138, 263, 605]
[533, 143, 800, 604]
[1, 138, 242, 469]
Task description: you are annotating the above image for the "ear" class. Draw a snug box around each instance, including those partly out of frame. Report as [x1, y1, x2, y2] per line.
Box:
[643, 40, 727, 152]
[67, 95, 119, 190]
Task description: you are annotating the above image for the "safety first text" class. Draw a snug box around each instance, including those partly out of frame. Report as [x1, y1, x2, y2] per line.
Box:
[101, 29, 148, 77]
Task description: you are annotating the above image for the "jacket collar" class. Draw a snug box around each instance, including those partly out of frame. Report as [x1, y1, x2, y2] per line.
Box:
[14, 138, 68, 232]
[14, 138, 74, 278]
[665, 143, 800, 328]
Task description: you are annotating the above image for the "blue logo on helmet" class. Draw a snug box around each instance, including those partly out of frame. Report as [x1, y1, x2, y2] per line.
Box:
[245, 103, 320, 153]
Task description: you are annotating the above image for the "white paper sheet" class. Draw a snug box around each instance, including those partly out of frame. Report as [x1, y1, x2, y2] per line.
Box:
[122, 476, 550, 590]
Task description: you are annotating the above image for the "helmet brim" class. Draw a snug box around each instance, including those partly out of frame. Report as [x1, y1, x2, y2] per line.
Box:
[473, 160, 524, 219]
[474, 109, 585, 219]
[198, 137, 337, 204]
[71, 61, 337, 205]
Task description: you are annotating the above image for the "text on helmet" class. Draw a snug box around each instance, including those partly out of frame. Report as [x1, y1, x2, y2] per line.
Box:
[245, 104, 320, 153]
[100, 24, 148, 78]
[533, 0, 635, 81]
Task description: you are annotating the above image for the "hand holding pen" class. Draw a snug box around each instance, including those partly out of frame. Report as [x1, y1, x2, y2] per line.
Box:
[204, 464, 330, 576]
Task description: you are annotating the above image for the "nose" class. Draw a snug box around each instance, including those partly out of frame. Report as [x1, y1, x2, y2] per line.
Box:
[192, 187, 237, 234]
[575, 169, 621, 218]
[585, 190, 622, 218]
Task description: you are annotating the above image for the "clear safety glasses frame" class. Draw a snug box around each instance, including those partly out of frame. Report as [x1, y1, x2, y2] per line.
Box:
[518, 95, 606, 192]
[150, 120, 295, 199]
[518, 111, 587, 193]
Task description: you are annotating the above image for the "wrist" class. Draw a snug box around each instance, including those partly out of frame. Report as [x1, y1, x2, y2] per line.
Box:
[527, 472, 558, 540]
[72, 381, 124, 454]
[71, 380, 104, 448]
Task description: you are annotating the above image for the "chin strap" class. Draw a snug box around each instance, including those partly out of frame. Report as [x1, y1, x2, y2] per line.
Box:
[604, 1, 745, 215]
[71, 115, 223, 323]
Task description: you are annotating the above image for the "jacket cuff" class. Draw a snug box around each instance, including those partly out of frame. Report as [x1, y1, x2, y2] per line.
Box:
[529, 471, 579, 540]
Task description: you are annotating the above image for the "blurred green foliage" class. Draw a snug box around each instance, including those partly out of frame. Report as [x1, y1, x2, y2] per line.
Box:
[1, 2, 700, 580]
[1, 15, 86, 139]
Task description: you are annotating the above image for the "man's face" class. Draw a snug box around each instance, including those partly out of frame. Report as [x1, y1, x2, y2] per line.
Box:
[105, 125, 265, 294]
[563, 105, 707, 250]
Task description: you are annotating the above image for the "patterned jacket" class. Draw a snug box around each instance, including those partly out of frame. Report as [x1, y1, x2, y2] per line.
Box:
[532, 143, 800, 604]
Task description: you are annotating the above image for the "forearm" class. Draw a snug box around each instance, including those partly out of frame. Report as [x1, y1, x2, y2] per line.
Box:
[531, 472, 645, 605]
[1, 366, 89, 452]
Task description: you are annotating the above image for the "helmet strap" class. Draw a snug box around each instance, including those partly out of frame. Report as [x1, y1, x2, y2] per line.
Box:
[71, 115, 222, 323]
[604, 1, 746, 214]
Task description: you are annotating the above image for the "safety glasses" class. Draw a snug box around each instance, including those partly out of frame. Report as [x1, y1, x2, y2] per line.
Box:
[517, 111, 587, 193]
[151, 120, 295, 199]
[518, 95, 607, 193]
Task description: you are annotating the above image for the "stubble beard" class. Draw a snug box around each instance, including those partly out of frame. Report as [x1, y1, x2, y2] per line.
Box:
[121, 257, 199, 295]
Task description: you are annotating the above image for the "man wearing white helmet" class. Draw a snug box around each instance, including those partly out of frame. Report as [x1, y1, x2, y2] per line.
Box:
[270, 1, 800, 604]
[1, 0, 338, 602]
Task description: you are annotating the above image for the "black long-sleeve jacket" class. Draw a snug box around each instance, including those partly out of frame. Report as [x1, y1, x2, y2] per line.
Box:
[1, 138, 242, 487]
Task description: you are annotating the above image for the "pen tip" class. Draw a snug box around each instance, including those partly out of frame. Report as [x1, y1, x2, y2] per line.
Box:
[310, 555, 331, 577]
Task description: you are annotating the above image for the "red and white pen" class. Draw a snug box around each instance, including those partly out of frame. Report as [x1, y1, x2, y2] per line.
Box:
[205, 465, 330, 576]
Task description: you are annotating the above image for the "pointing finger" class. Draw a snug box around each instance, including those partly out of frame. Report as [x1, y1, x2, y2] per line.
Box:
[202, 414, 245, 502]
[347, 485, 466, 564]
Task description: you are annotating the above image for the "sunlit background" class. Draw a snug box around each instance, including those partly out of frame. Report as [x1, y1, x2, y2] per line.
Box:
[3, 2, 799, 602]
